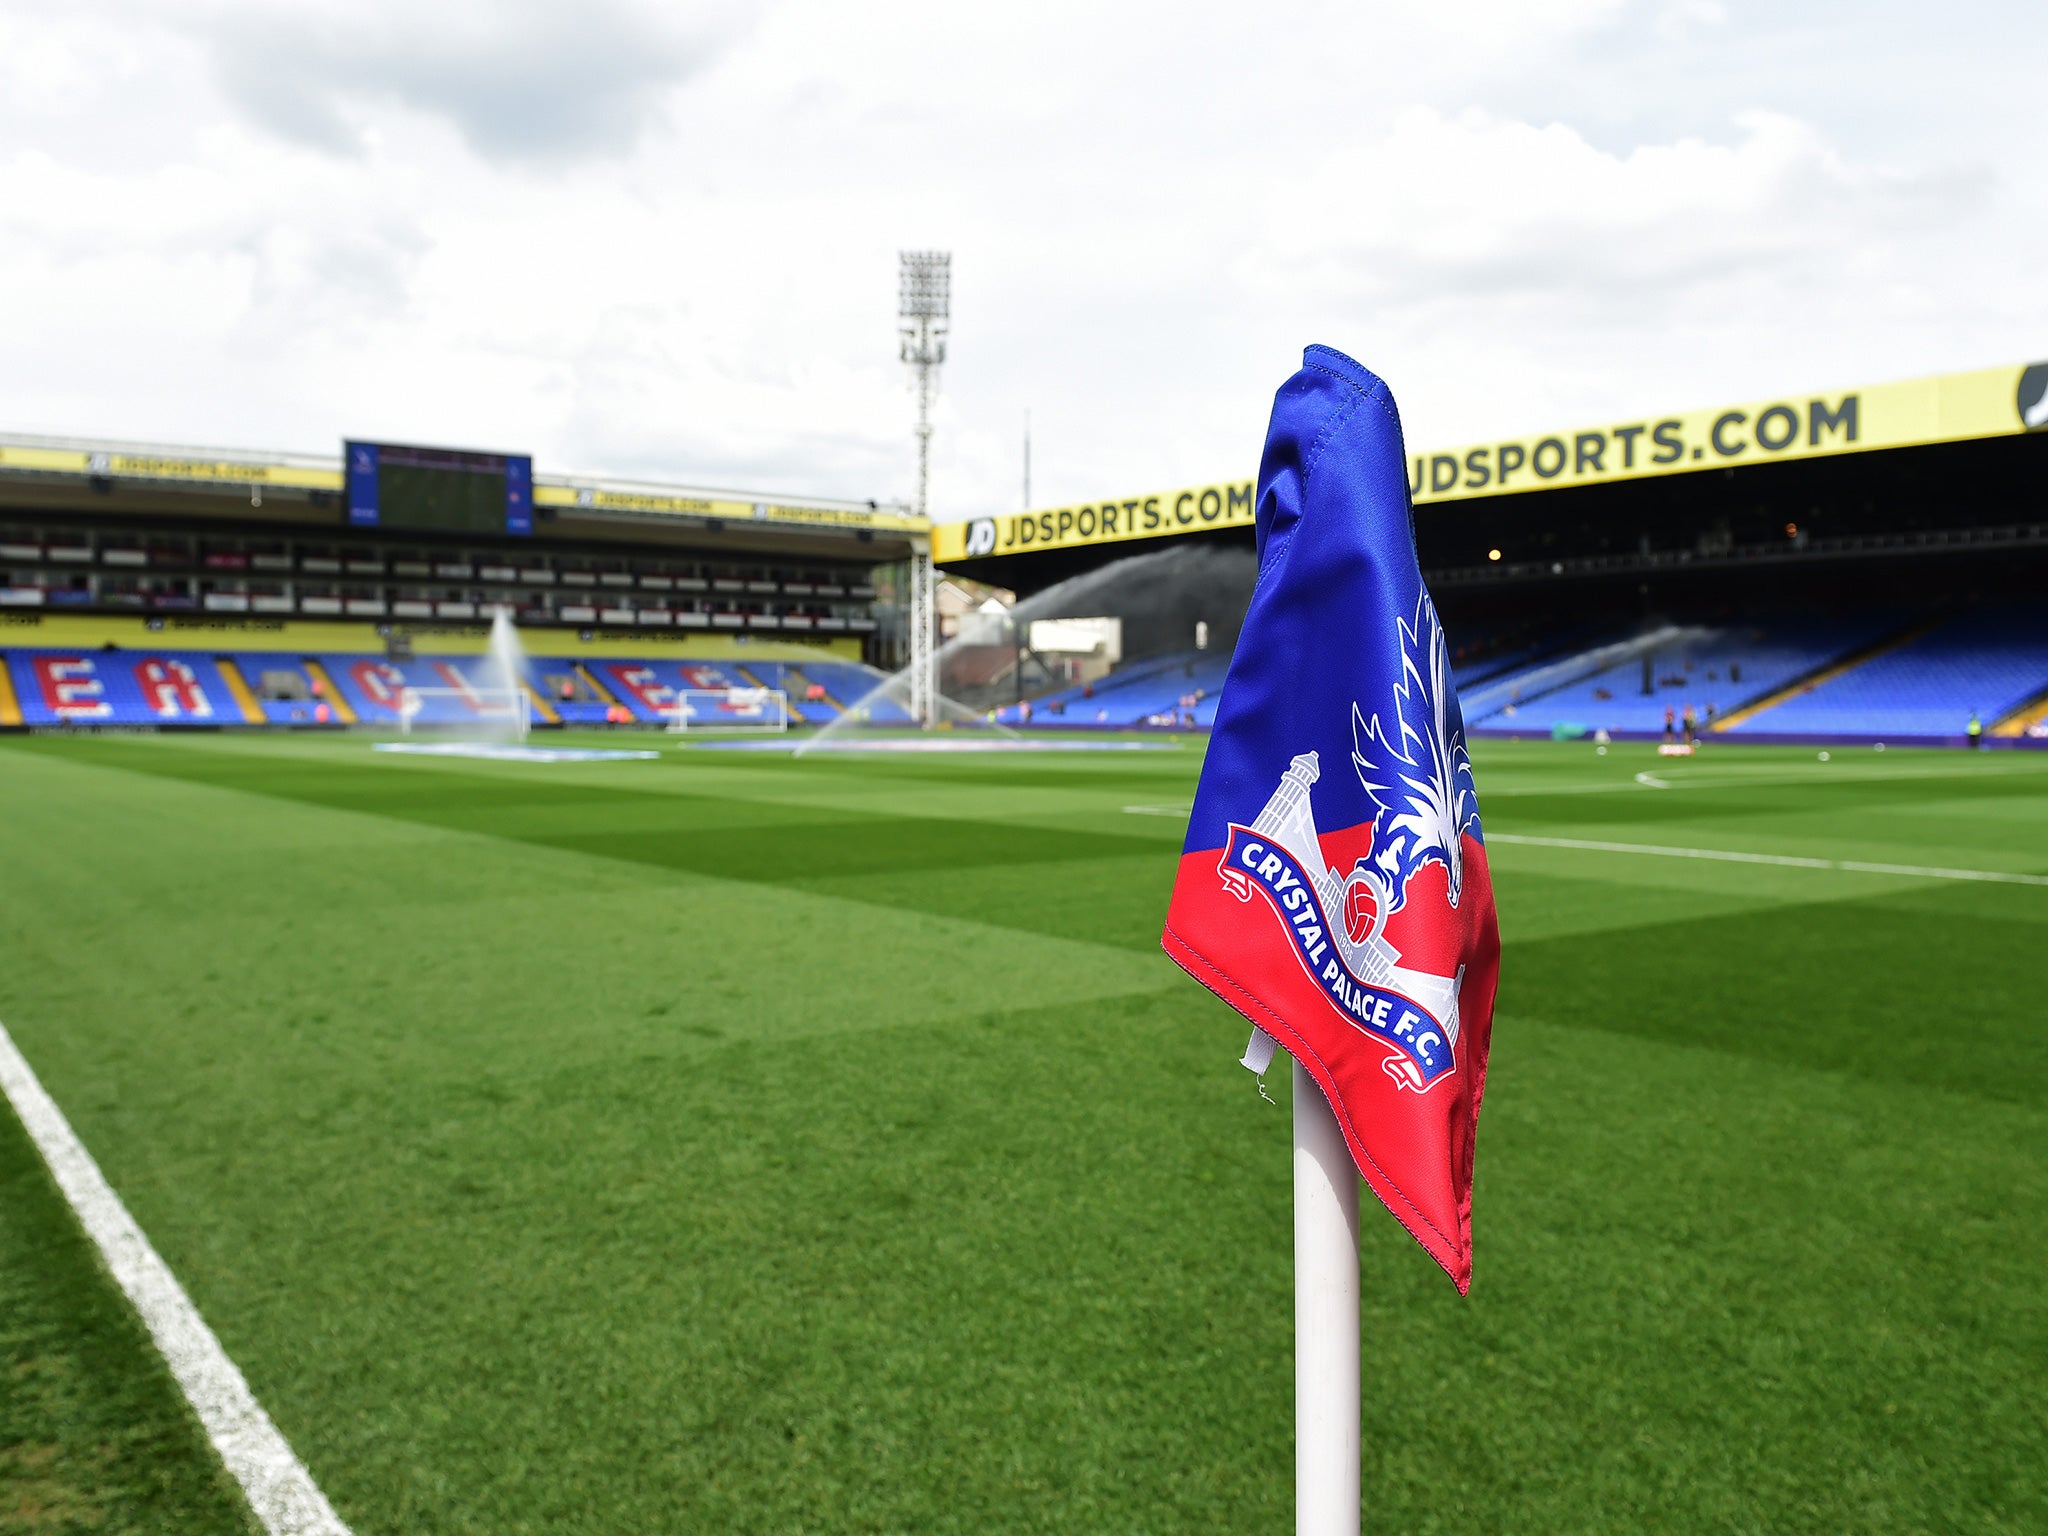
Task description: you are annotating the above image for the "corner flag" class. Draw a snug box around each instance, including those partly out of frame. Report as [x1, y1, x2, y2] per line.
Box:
[1162, 344, 1500, 1292]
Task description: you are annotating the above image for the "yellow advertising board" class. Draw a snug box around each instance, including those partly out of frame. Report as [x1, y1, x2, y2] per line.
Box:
[0, 444, 341, 490]
[0, 442, 926, 537]
[933, 360, 2048, 563]
[936, 478, 1260, 563]
[532, 484, 926, 534]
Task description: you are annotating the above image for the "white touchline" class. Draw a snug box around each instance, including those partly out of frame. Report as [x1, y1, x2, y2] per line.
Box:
[1477, 763, 2045, 798]
[0, 1022, 351, 1536]
[1487, 833, 2048, 887]
[1117, 765, 2040, 812]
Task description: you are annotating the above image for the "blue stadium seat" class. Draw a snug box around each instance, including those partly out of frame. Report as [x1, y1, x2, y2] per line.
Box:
[5, 648, 237, 725]
[234, 654, 325, 724]
[7, 621, 2039, 742]
[1753, 607, 2048, 737]
[997, 649, 1228, 727]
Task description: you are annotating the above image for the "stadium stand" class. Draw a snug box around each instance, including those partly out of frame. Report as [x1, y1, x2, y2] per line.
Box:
[965, 603, 2048, 747]
[1445, 622, 1612, 693]
[582, 658, 804, 725]
[5, 608, 2044, 746]
[931, 359, 2048, 750]
[1741, 606, 2048, 739]
[1450, 641, 1554, 690]
[1451, 624, 1648, 724]
[1996, 684, 2048, 739]
[795, 659, 916, 723]
[237, 654, 338, 725]
[531, 661, 612, 726]
[1467, 616, 1905, 736]
[0, 517, 886, 640]
[312, 655, 525, 726]
[996, 649, 1228, 727]
[6, 649, 239, 726]
[729, 660, 840, 724]
[590, 659, 705, 722]
[0, 646, 904, 731]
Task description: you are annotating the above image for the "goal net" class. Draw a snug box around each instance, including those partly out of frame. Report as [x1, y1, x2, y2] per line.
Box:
[665, 687, 791, 733]
[397, 686, 531, 740]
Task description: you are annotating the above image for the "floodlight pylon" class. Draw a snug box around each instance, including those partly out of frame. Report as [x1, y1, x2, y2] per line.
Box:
[898, 250, 949, 727]
[898, 250, 950, 523]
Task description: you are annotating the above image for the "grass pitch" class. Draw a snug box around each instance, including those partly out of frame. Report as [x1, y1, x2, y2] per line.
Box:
[0, 731, 2043, 1534]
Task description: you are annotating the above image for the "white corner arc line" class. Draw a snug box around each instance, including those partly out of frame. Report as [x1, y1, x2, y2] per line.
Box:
[0, 1022, 351, 1536]
[1487, 832, 2048, 887]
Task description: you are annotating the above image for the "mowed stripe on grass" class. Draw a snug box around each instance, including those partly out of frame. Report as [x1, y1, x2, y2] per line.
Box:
[0, 734, 2042, 1534]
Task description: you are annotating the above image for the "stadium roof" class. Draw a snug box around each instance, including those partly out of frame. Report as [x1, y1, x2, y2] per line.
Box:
[932, 359, 2048, 565]
[0, 431, 924, 540]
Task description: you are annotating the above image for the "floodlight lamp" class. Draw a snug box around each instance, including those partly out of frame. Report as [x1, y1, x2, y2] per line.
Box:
[898, 251, 951, 321]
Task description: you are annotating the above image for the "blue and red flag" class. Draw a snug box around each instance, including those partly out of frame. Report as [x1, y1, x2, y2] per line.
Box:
[1162, 345, 1500, 1292]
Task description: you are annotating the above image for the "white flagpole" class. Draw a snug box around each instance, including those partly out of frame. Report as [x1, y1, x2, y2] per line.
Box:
[1294, 1058, 1360, 1536]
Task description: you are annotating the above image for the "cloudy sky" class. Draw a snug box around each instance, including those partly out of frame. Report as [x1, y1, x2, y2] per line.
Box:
[1, 0, 2041, 517]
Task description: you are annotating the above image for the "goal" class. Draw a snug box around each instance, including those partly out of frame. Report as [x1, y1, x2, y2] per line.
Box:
[665, 687, 791, 733]
[397, 686, 531, 740]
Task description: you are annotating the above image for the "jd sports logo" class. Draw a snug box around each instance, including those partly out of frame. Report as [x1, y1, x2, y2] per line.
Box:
[2019, 364, 2048, 431]
[964, 518, 998, 557]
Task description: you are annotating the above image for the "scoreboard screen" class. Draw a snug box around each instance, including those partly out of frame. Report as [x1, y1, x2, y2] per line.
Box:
[345, 442, 532, 537]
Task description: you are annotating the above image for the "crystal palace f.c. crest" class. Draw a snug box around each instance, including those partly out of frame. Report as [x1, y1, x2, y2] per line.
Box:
[1215, 596, 1476, 1091]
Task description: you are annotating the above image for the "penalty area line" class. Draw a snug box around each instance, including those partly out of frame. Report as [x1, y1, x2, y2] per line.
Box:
[0, 1021, 351, 1536]
[1487, 832, 2048, 887]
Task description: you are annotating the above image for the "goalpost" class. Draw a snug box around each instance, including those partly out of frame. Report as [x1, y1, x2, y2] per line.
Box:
[664, 687, 792, 734]
[397, 687, 531, 740]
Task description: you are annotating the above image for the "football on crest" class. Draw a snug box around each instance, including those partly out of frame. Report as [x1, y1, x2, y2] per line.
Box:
[1342, 870, 1381, 946]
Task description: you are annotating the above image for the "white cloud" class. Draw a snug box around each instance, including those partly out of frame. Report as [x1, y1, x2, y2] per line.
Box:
[194, 0, 744, 161]
[1249, 108, 1963, 296]
[0, 0, 2039, 514]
